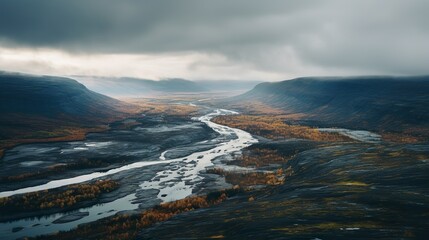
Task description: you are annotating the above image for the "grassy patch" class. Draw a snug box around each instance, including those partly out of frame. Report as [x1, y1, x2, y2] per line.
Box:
[212, 115, 351, 142]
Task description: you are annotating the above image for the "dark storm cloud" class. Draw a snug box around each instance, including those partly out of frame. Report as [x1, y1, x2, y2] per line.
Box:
[1, 0, 428, 75]
[0, 0, 305, 52]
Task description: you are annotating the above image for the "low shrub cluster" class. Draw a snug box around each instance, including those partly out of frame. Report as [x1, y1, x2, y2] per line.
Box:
[0, 179, 118, 212]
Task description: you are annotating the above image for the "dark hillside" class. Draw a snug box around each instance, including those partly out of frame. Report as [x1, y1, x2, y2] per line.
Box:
[234, 76, 429, 133]
[0, 73, 133, 156]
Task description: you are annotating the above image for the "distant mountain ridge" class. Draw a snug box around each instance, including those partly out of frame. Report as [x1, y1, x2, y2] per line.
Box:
[74, 76, 261, 97]
[72, 77, 204, 97]
[234, 76, 429, 133]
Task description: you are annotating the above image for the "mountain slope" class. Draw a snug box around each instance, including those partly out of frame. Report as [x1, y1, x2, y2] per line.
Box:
[74, 77, 206, 97]
[0, 73, 133, 155]
[74, 76, 261, 97]
[193, 80, 262, 93]
[233, 76, 429, 134]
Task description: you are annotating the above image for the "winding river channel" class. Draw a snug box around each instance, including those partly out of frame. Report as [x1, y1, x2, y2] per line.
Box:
[0, 109, 258, 239]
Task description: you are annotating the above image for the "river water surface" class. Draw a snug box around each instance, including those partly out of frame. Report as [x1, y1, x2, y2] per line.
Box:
[0, 109, 257, 239]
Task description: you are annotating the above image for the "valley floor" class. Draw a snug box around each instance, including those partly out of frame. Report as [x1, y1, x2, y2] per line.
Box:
[0, 97, 428, 240]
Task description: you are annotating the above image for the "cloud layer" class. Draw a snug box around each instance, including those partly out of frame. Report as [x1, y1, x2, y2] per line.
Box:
[1, 0, 428, 80]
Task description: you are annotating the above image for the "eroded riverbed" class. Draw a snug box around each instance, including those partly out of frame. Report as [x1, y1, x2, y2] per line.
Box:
[0, 109, 257, 239]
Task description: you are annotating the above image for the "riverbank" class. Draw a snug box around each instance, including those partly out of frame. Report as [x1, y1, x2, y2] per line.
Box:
[3, 104, 428, 240]
[31, 188, 242, 240]
[0, 179, 119, 222]
[0, 108, 257, 239]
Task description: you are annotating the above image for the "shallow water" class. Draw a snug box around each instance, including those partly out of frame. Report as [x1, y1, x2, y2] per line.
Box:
[0, 194, 139, 240]
[0, 109, 257, 239]
[0, 116, 212, 191]
[141, 109, 258, 202]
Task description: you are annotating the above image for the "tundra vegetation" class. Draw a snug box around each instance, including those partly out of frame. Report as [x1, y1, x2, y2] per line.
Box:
[212, 115, 351, 142]
[30, 189, 239, 240]
[0, 179, 119, 214]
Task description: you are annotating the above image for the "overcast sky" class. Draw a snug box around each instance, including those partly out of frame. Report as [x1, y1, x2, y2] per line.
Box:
[0, 0, 428, 81]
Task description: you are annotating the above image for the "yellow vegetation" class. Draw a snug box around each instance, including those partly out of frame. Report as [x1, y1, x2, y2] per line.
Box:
[35, 190, 234, 240]
[381, 132, 421, 143]
[0, 179, 118, 212]
[123, 98, 199, 117]
[236, 148, 290, 167]
[212, 115, 351, 142]
[208, 168, 287, 186]
[226, 100, 285, 115]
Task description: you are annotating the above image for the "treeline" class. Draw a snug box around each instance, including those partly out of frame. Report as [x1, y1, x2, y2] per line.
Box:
[207, 167, 288, 187]
[206, 147, 293, 186]
[30, 189, 239, 240]
[235, 148, 290, 167]
[213, 115, 351, 142]
[0, 179, 118, 213]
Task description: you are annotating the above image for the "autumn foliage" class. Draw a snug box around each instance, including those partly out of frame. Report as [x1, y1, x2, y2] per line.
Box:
[124, 98, 199, 117]
[234, 148, 291, 167]
[213, 115, 350, 142]
[0, 179, 118, 212]
[208, 167, 290, 187]
[32, 190, 235, 240]
[206, 145, 298, 187]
